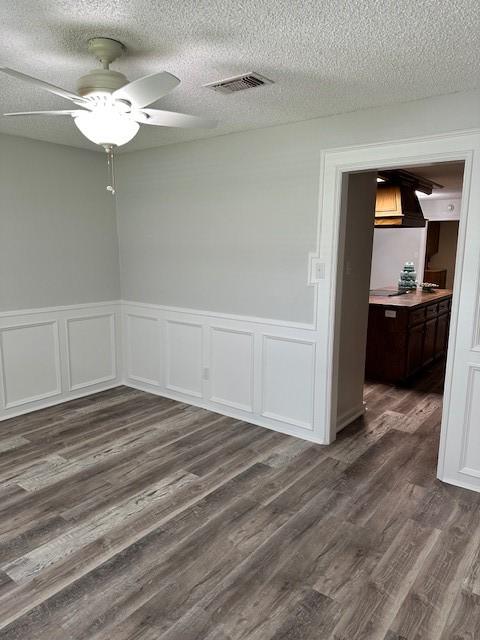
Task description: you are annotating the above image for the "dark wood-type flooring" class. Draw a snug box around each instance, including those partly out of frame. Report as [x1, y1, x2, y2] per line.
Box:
[1, 361, 480, 639]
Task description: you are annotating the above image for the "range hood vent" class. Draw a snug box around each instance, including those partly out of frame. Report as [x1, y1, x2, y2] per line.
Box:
[375, 184, 425, 228]
[204, 72, 274, 94]
[375, 170, 442, 228]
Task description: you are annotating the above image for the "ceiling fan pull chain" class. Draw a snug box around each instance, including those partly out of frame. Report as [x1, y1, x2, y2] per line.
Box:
[105, 145, 116, 195]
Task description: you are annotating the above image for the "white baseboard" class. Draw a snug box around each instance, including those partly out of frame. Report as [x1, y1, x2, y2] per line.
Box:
[123, 378, 325, 444]
[438, 473, 480, 493]
[0, 382, 122, 421]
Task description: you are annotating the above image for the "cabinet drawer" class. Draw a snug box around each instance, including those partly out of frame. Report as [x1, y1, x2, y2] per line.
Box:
[426, 303, 438, 320]
[438, 299, 451, 315]
[409, 307, 426, 326]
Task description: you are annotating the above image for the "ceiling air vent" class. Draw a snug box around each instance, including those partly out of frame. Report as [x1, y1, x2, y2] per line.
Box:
[204, 72, 274, 94]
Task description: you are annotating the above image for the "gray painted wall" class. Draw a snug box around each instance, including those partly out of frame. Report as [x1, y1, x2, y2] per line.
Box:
[116, 89, 480, 323]
[0, 133, 120, 312]
[2, 89, 479, 320]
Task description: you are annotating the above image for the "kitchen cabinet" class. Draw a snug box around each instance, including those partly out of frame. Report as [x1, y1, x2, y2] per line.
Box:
[406, 322, 424, 375]
[366, 289, 452, 383]
[435, 312, 450, 358]
[424, 269, 447, 288]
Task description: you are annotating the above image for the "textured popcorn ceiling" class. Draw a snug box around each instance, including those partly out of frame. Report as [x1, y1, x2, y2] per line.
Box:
[0, 0, 479, 152]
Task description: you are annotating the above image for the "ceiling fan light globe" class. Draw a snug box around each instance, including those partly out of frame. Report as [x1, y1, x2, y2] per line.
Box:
[73, 111, 139, 146]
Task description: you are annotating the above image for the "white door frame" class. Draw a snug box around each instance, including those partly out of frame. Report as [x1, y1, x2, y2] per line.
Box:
[313, 129, 480, 490]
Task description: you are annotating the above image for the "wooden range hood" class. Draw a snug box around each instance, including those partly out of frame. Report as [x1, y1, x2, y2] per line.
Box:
[375, 169, 442, 228]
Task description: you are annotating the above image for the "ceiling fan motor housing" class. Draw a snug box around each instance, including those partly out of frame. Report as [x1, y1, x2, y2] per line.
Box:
[77, 37, 128, 96]
[77, 68, 128, 96]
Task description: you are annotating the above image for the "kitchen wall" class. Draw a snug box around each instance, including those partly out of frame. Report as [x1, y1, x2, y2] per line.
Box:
[420, 197, 461, 221]
[429, 221, 460, 289]
[116, 89, 480, 324]
[0, 133, 120, 312]
[370, 227, 427, 290]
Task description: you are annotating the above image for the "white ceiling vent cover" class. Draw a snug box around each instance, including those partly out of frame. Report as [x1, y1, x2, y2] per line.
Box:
[204, 72, 274, 94]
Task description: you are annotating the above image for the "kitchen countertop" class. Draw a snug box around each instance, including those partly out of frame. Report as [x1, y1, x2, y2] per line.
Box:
[369, 288, 453, 308]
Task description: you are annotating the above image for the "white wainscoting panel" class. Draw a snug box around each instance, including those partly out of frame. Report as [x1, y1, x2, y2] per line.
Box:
[0, 321, 61, 408]
[123, 301, 322, 442]
[126, 314, 161, 386]
[210, 327, 254, 412]
[262, 336, 315, 430]
[0, 302, 122, 420]
[0, 298, 361, 443]
[67, 314, 116, 391]
[166, 320, 203, 398]
[459, 365, 480, 479]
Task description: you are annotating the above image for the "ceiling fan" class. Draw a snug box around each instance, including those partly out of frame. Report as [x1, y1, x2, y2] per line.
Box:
[0, 37, 217, 192]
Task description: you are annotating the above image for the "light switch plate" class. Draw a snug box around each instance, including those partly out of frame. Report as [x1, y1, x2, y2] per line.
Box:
[308, 254, 326, 284]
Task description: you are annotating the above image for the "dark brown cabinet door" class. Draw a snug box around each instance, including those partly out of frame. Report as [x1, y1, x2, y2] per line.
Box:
[407, 323, 424, 375]
[435, 313, 450, 358]
[423, 318, 437, 365]
[366, 295, 452, 383]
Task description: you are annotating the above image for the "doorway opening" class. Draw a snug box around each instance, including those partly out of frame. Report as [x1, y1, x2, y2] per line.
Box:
[335, 160, 465, 452]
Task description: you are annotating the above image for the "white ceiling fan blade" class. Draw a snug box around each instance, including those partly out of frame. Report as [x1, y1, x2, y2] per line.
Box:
[113, 72, 180, 108]
[4, 110, 85, 116]
[139, 108, 217, 129]
[0, 67, 88, 105]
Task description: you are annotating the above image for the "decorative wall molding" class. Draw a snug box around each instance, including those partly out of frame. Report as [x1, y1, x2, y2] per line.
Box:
[122, 300, 325, 443]
[125, 313, 161, 386]
[0, 302, 122, 421]
[165, 320, 203, 398]
[261, 335, 315, 430]
[0, 320, 62, 409]
[7, 292, 460, 446]
[121, 299, 316, 331]
[0, 300, 120, 319]
[0, 299, 328, 440]
[66, 313, 117, 391]
[209, 326, 254, 413]
[458, 364, 480, 480]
